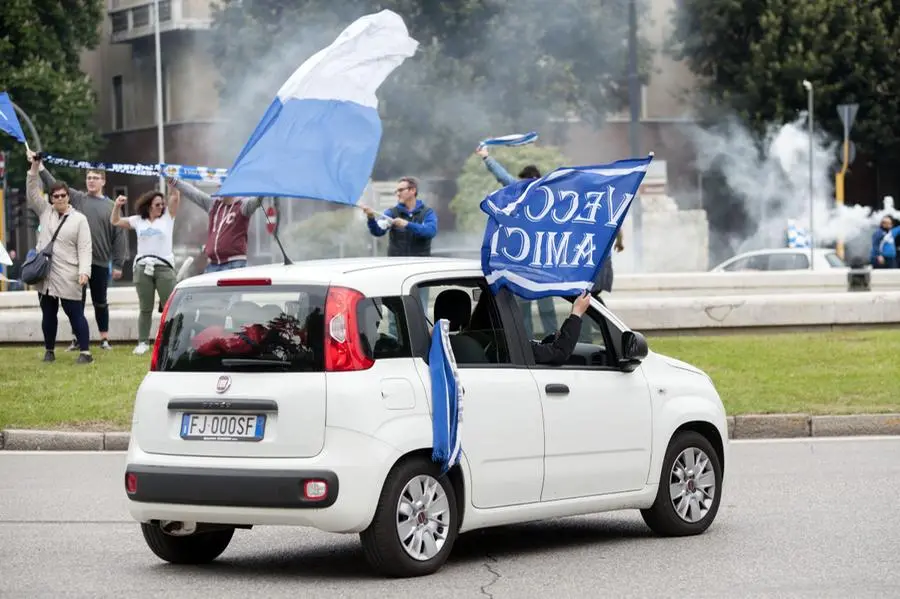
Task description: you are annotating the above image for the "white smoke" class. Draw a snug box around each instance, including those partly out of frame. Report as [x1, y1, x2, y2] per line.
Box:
[686, 115, 894, 262]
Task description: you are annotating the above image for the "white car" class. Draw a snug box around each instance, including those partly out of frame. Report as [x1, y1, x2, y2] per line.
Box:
[124, 257, 729, 577]
[711, 248, 846, 272]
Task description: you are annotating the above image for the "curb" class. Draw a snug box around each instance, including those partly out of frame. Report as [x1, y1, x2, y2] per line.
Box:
[2, 414, 900, 451]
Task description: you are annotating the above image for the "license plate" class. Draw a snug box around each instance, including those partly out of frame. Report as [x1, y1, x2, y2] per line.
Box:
[180, 413, 266, 442]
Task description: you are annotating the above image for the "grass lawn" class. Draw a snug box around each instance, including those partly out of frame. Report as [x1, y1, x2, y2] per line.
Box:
[1, 329, 899, 431]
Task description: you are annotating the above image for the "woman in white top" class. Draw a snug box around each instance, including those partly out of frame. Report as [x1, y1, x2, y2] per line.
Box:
[111, 182, 181, 354]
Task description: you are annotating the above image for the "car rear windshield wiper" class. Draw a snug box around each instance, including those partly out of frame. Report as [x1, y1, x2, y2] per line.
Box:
[220, 358, 291, 370]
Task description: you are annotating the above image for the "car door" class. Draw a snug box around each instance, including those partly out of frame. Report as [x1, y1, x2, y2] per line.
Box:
[509, 294, 653, 501]
[403, 272, 545, 509]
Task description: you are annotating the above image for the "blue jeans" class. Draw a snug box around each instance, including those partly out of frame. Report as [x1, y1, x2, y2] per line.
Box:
[519, 297, 557, 340]
[205, 259, 248, 273]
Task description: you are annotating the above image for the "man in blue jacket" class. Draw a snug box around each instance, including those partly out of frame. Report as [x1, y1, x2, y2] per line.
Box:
[871, 215, 900, 268]
[362, 176, 438, 257]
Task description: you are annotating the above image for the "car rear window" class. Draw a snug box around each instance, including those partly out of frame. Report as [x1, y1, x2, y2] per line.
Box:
[154, 285, 327, 372]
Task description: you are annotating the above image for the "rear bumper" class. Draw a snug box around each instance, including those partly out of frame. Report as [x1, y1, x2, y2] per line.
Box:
[123, 427, 400, 533]
[125, 465, 339, 509]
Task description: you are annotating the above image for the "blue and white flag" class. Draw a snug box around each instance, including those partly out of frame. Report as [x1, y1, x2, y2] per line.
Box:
[479, 131, 538, 148]
[429, 319, 463, 473]
[216, 10, 418, 204]
[480, 155, 653, 299]
[0, 92, 27, 144]
[786, 220, 810, 248]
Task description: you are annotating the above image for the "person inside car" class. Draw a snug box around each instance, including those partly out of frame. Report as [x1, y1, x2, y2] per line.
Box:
[531, 291, 591, 366]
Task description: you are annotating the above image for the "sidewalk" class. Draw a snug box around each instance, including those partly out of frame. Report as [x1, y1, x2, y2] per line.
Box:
[2, 413, 899, 450]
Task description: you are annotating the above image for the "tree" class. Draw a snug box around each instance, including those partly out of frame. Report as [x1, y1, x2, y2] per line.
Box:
[449, 144, 571, 233]
[281, 206, 376, 260]
[207, 0, 652, 179]
[0, 0, 104, 189]
[669, 0, 900, 165]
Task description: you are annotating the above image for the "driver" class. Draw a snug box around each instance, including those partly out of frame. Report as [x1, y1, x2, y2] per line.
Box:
[531, 292, 591, 365]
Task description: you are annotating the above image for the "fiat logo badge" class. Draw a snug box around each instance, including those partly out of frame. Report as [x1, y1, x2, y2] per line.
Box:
[216, 375, 232, 394]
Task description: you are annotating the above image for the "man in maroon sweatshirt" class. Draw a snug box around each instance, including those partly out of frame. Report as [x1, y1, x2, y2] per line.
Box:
[170, 179, 263, 272]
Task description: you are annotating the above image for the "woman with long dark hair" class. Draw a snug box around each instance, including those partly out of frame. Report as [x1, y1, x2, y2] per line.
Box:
[26, 157, 94, 363]
[111, 183, 181, 355]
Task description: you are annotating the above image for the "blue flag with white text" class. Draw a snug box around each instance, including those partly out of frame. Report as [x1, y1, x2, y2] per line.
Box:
[0, 92, 27, 144]
[216, 10, 418, 204]
[429, 319, 463, 473]
[480, 155, 653, 299]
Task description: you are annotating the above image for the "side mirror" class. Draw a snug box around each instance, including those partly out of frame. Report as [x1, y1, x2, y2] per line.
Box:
[619, 331, 649, 372]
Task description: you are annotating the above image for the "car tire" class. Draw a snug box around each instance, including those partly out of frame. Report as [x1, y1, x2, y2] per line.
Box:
[640, 430, 723, 537]
[140, 523, 235, 564]
[360, 456, 459, 578]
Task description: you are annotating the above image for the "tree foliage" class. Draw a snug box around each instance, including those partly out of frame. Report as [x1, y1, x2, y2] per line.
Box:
[670, 0, 900, 165]
[450, 144, 570, 233]
[208, 0, 651, 179]
[0, 0, 104, 188]
[281, 206, 374, 260]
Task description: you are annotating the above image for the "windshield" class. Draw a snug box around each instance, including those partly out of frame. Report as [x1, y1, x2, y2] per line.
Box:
[154, 285, 327, 372]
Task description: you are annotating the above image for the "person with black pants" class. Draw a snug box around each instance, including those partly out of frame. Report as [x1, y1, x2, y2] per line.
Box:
[30, 150, 129, 350]
[26, 160, 94, 363]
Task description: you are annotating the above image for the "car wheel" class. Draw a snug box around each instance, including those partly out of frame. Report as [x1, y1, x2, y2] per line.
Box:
[640, 430, 722, 536]
[140, 522, 235, 564]
[360, 456, 459, 578]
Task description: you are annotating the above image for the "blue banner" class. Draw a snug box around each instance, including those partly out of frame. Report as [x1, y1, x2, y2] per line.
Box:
[480, 155, 653, 299]
[429, 319, 463, 473]
[0, 92, 27, 144]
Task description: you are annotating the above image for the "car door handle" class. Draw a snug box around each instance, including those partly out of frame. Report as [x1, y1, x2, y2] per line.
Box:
[545, 384, 569, 395]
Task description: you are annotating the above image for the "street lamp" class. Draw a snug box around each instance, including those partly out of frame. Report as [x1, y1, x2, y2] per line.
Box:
[802, 79, 814, 270]
[153, 0, 165, 192]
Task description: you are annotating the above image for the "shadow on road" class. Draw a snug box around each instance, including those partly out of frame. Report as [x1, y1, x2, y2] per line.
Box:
[152, 515, 654, 580]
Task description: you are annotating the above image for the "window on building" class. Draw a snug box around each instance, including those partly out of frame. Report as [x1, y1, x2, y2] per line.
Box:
[112, 75, 124, 131]
[158, 0, 172, 21]
[132, 5, 150, 28]
[111, 11, 128, 34]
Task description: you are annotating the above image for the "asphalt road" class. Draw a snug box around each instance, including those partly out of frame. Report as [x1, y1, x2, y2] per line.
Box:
[2, 437, 899, 599]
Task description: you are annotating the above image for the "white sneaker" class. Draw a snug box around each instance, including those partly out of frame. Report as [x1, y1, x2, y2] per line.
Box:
[133, 342, 150, 355]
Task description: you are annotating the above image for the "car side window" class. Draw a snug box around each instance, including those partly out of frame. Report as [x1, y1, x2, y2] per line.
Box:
[356, 296, 411, 360]
[416, 279, 511, 366]
[723, 255, 766, 271]
[768, 253, 809, 270]
[525, 296, 616, 369]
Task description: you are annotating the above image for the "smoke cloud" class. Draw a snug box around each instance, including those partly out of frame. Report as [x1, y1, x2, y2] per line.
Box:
[681, 115, 892, 267]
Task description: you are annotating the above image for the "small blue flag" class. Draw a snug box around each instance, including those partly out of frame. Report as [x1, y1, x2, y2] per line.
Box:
[216, 10, 418, 204]
[429, 319, 463, 473]
[480, 155, 653, 299]
[479, 131, 538, 148]
[0, 92, 27, 144]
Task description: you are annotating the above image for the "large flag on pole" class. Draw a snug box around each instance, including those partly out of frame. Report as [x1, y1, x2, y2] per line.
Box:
[0, 92, 27, 144]
[216, 10, 418, 205]
[480, 155, 653, 300]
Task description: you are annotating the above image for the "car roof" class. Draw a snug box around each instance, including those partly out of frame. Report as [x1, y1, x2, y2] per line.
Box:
[177, 257, 484, 296]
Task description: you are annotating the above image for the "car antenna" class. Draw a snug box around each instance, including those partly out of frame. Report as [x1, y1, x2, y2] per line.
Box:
[263, 197, 293, 265]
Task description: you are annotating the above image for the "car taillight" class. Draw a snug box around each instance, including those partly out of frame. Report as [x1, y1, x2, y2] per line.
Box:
[149, 293, 175, 371]
[324, 286, 374, 372]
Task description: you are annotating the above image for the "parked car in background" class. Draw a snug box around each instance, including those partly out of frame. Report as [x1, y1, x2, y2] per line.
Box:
[710, 248, 847, 272]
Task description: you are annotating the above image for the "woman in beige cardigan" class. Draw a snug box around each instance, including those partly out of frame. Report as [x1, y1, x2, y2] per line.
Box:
[26, 158, 94, 364]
